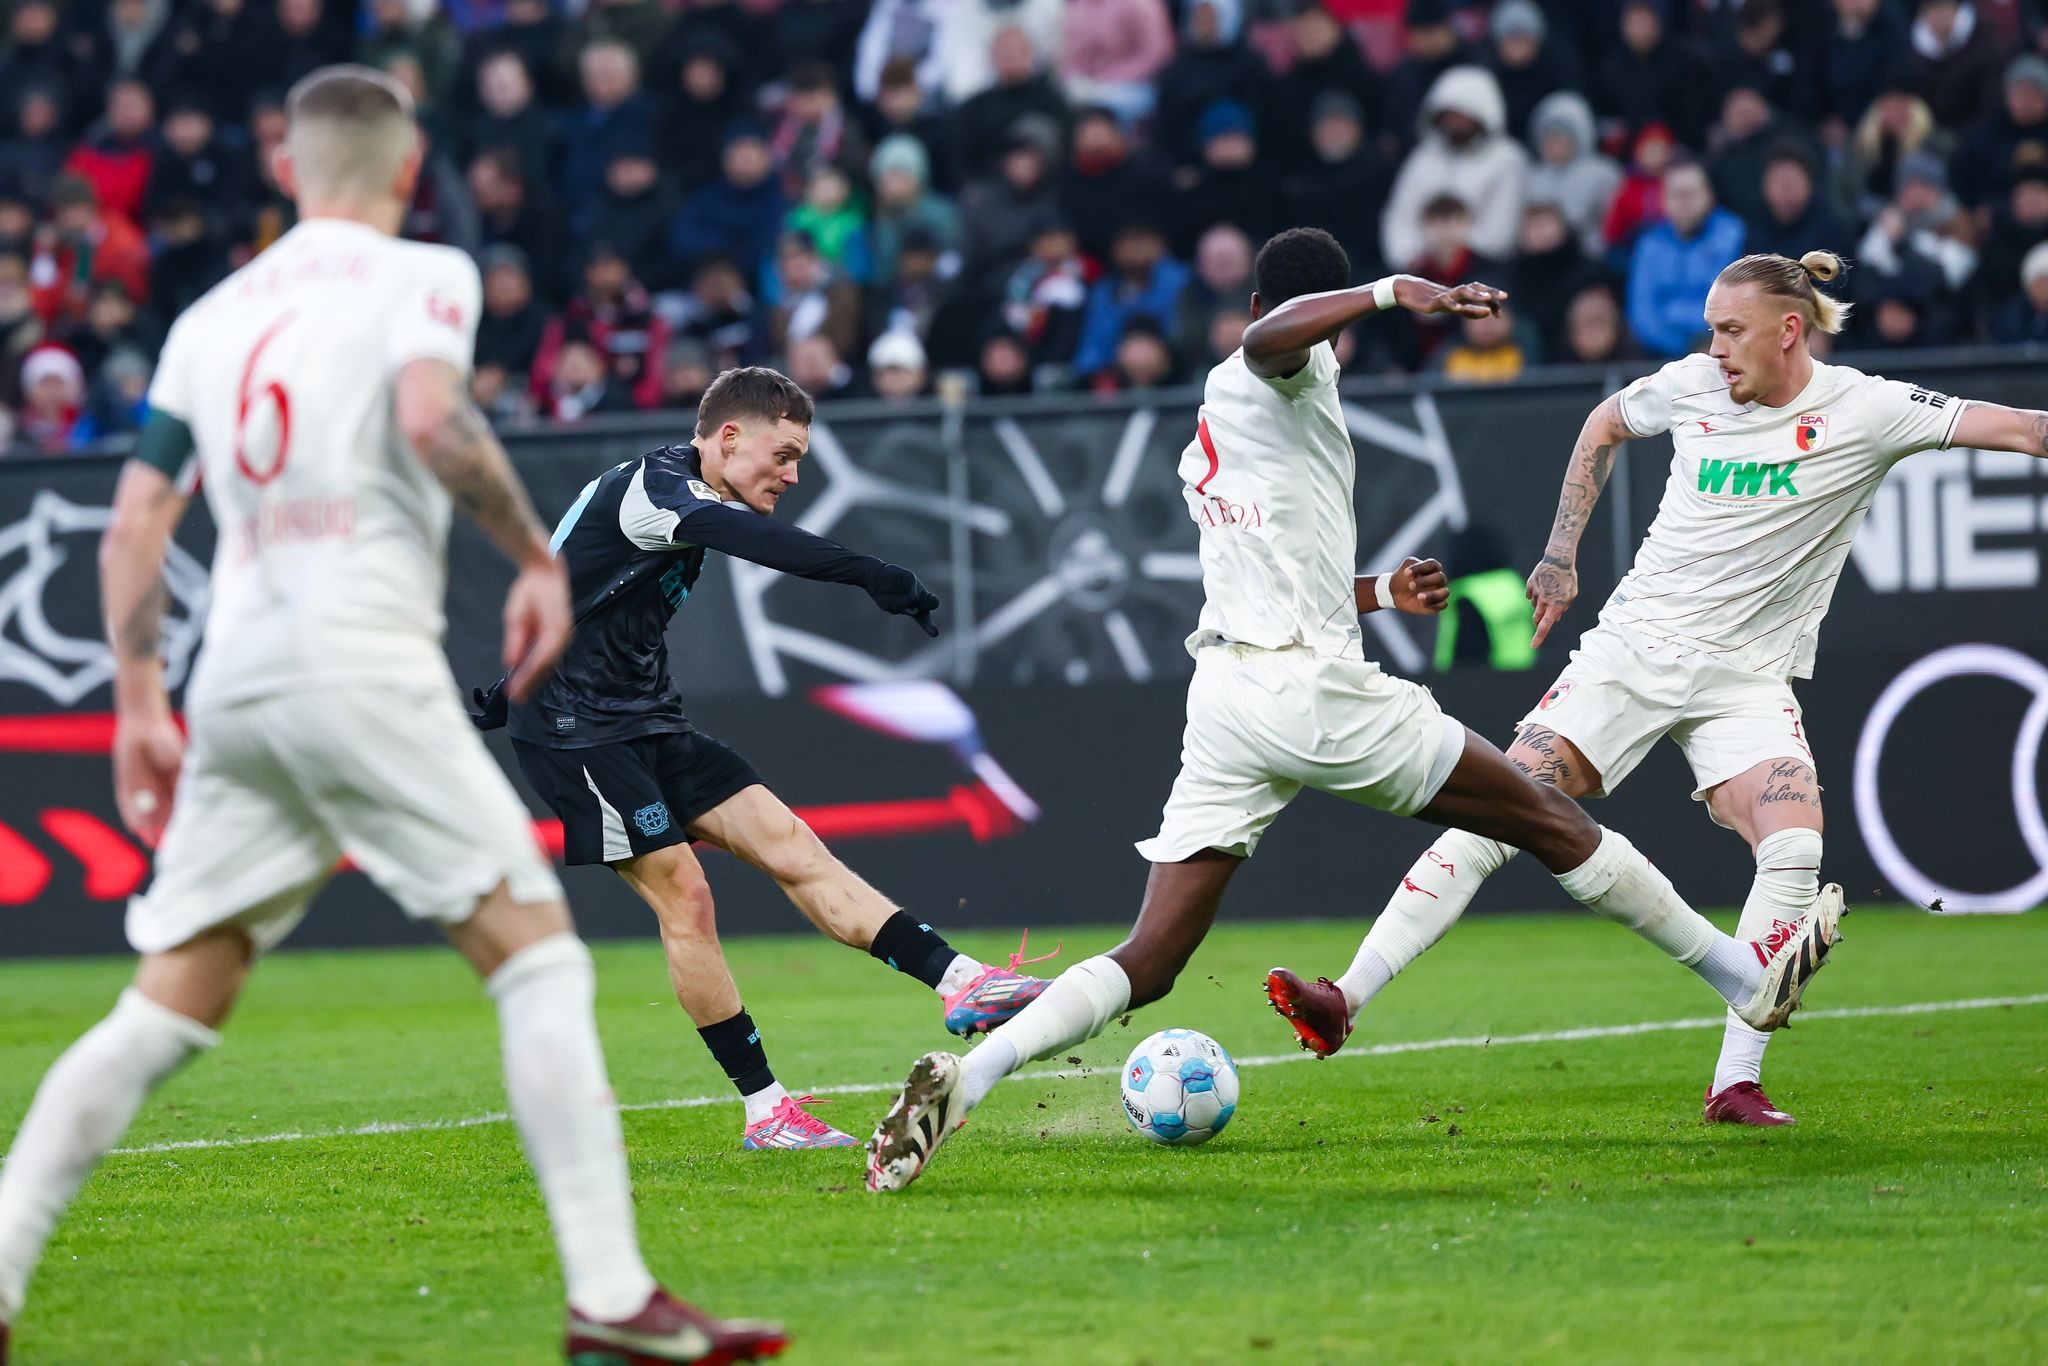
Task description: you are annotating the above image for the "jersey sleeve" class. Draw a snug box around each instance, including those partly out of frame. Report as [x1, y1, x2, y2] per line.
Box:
[387, 248, 482, 378]
[619, 458, 723, 550]
[1252, 340, 1338, 401]
[1614, 360, 1693, 438]
[144, 309, 196, 423]
[1864, 376, 1965, 459]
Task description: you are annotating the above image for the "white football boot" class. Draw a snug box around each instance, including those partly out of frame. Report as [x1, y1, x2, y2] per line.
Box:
[1734, 883, 1846, 1031]
[864, 1052, 968, 1193]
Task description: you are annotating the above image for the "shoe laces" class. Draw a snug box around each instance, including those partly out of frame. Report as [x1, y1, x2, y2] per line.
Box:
[774, 1095, 837, 1137]
[1757, 915, 1804, 957]
[1002, 928, 1062, 974]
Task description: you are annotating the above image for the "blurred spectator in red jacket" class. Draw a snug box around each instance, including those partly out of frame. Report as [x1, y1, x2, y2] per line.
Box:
[63, 79, 157, 225]
[31, 175, 150, 326]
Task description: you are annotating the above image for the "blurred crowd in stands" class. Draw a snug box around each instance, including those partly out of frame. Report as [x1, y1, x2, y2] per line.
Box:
[3, 0, 2048, 451]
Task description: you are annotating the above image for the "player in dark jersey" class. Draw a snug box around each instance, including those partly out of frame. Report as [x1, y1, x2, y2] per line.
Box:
[473, 368, 1051, 1149]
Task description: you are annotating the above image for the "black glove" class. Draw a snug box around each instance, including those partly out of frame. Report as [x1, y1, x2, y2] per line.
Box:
[468, 678, 509, 731]
[865, 562, 941, 637]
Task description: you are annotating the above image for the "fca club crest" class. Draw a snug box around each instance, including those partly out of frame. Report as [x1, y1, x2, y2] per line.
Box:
[1539, 680, 1575, 710]
[0, 491, 208, 704]
[1795, 414, 1828, 453]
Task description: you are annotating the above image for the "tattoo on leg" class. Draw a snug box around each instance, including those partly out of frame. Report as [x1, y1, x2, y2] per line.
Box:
[1758, 760, 1818, 808]
[1512, 729, 1575, 788]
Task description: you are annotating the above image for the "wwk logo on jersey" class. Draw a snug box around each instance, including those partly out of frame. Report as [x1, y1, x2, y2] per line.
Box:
[1795, 413, 1828, 453]
[1698, 459, 1800, 499]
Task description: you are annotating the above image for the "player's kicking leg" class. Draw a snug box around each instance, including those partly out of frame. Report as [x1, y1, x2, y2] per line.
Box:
[1698, 756, 1828, 1126]
[686, 784, 1055, 1038]
[614, 843, 856, 1149]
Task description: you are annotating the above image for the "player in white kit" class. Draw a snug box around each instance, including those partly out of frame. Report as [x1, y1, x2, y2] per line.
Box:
[1270, 249, 2048, 1127]
[863, 229, 1843, 1193]
[0, 69, 784, 1364]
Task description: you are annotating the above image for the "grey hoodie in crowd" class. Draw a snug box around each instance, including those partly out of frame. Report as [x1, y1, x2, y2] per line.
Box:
[1380, 65, 1529, 267]
[1523, 92, 1623, 257]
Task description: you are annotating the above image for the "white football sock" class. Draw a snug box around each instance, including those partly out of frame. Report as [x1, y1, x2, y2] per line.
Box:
[1557, 828, 1762, 1004]
[489, 934, 656, 1322]
[960, 955, 1131, 1111]
[1340, 830, 1518, 1015]
[1713, 828, 1822, 1093]
[0, 988, 217, 1323]
[741, 1081, 792, 1127]
[935, 954, 982, 998]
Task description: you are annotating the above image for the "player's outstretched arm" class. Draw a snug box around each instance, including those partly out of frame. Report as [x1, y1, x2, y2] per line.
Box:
[674, 502, 942, 636]
[1950, 402, 2048, 458]
[396, 358, 570, 700]
[1355, 557, 1450, 615]
[99, 427, 193, 844]
[1528, 392, 1636, 647]
[1243, 277, 1506, 379]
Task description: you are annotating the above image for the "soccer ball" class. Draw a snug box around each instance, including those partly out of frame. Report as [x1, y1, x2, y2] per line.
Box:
[1119, 1028, 1240, 1146]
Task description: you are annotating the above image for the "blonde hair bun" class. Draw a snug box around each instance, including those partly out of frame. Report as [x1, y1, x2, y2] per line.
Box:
[1799, 250, 1845, 284]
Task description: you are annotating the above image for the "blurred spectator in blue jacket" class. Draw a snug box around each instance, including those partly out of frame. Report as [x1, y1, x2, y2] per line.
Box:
[1073, 219, 1189, 378]
[669, 122, 787, 283]
[1628, 162, 1746, 357]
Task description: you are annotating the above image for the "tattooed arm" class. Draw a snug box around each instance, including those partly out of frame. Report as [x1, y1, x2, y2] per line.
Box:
[1949, 402, 2048, 459]
[1527, 392, 1637, 647]
[396, 358, 571, 700]
[98, 454, 192, 842]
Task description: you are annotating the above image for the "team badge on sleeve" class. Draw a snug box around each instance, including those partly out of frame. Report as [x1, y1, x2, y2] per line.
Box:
[1539, 680, 1574, 710]
[687, 479, 719, 503]
[1794, 414, 1828, 453]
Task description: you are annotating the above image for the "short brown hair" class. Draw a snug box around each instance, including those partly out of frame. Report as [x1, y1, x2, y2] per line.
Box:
[695, 366, 815, 436]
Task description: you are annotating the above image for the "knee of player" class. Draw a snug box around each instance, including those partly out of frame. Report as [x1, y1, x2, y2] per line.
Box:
[1110, 941, 1183, 1009]
[655, 865, 718, 938]
[764, 817, 835, 884]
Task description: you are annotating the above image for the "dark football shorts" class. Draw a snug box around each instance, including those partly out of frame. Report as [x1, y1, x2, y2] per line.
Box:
[513, 729, 762, 866]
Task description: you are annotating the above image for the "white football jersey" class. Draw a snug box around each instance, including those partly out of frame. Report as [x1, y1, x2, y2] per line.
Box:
[1606, 352, 1963, 679]
[147, 218, 483, 712]
[1176, 342, 1365, 661]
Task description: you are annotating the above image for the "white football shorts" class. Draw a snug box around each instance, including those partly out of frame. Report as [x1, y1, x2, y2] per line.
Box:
[1136, 643, 1467, 863]
[1518, 621, 1815, 813]
[128, 682, 562, 955]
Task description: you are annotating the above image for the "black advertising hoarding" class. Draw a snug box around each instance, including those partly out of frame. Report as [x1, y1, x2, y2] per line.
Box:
[1, 352, 2042, 955]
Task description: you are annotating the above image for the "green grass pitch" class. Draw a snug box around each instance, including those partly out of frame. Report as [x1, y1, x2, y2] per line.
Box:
[1, 907, 2043, 1364]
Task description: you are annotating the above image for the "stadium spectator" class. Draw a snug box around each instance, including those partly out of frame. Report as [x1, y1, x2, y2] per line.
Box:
[868, 223, 954, 344]
[16, 344, 82, 451]
[862, 57, 961, 194]
[0, 3, 82, 119]
[1744, 145, 1849, 262]
[542, 330, 635, 420]
[1858, 152, 1978, 294]
[360, 0, 462, 108]
[1978, 164, 2048, 312]
[852, 0, 953, 101]
[1431, 300, 1529, 381]
[61, 280, 156, 379]
[1105, 314, 1176, 389]
[1951, 55, 2048, 208]
[1595, 0, 1713, 151]
[577, 0, 673, 70]
[84, 0, 178, 91]
[1058, 0, 1175, 125]
[64, 79, 156, 226]
[866, 327, 930, 400]
[1713, 0, 1817, 123]
[668, 122, 786, 283]
[669, 255, 762, 371]
[868, 136, 961, 289]
[1507, 201, 1607, 351]
[954, 26, 1071, 180]
[1988, 240, 2048, 341]
[1603, 122, 1675, 249]
[1153, 0, 1264, 168]
[72, 346, 150, 444]
[274, 0, 347, 90]
[1381, 66, 1526, 269]
[564, 41, 653, 219]
[584, 145, 679, 289]
[143, 94, 255, 237]
[1403, 194, 1503, 364]
[532, 242, 670, 409]
[785, 329, 855, 398]
[0, 255, 45, 410]
[932, 0, 1065, 106]
[1264, 2, 1377, 166]
[143, 198, 227, 320]
[784, 165, 869, 278]
[1523, 91, 1621, 257]
[1002, 221, 1090, 365]
[1909, 0, 2003, 127]
[1059, 106, 1168, 264]
[772, 63, 872, 202]
[1626, 161, 1746, 357]
[156, 0, 276, 127]
[475, 245, 550, 394]
[1486, 0, 1579, 142]
[470, 147, 572, 303]
[1381, 0, 1476, 158]
[1706, 88, 1811, 228]
[33, 175, 151, 327]
[1281, 90, 1394, 277]
[1841, 86, 1954, 221]
[1822, 0, 1911, 127]
[1554, 281, 1637, 364]
[0, 86, 70, 206]
[466, 49, 560, 187]
[767, 229, 863, 362]
[976, 327, 1035, 394]
[1190, 224, 1253, 315]
[657, 334, 716, 410]
[1072, 219, 1189, 377]
[957, 117, 1063, 274]
[1166, 99, 1277, 253]
[653, 37, 749, 194]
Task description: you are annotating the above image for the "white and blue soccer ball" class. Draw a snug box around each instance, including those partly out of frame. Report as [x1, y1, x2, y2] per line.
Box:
[1119, 1028, 1239, 1146]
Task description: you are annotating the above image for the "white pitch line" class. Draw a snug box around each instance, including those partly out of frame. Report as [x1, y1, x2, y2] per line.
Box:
[107, 992, 2048, 1157]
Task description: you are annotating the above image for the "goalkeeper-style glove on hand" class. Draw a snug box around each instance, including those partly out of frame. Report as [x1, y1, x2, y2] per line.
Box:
[866, 563, 942, 637]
